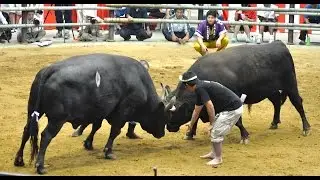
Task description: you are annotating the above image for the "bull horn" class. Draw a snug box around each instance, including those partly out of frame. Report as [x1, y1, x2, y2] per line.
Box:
[169, 105, 176, 112]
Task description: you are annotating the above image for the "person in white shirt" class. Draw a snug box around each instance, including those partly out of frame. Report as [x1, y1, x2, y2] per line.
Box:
[17, 10, 46, 43]
[0, 10, 12, 43]
[256, 4, 279, 44]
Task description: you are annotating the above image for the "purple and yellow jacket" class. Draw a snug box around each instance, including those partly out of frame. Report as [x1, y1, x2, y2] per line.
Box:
[195, 19, 227, 41]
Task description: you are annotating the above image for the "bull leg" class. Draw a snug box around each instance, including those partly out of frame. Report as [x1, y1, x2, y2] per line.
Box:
[72, 123, 89, 137]
[14, 123, 30, 167]
[104, 124, 123, 160]
[184, 119, 198, 140]
[235, 116, 249, 144]
[83, 120, 103, 150]
[288, 92, 311, 136]
[126, 121, 142, 139]
[36, 121, 64, 174]
[268, 93, 282, 129]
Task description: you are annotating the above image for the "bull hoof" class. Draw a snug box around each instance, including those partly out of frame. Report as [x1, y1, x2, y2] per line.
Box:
[269, 123, 278, 129]
[83, 140, 93, 150]
[183, 135, 194, 140]
[14, 156, 24, 167]
[105, 152, 117, 160]
[71, 130, 82, 137]
[36, 165, 46, 175]
[303, 130, 311, 136]
[126, 133, 142, 139]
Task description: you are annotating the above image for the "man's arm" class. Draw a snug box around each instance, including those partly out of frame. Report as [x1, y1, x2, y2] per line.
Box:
[188, 105, 203, 129]
[204, 100, 215, 125]
[142, 8, 151, 32]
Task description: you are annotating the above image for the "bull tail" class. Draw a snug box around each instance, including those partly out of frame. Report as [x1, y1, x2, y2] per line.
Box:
[28, 67, 51, 163]
[247, 104, 253, 115]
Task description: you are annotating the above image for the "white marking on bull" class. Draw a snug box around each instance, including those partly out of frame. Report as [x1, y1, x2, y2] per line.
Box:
[279, 90, 283, 94]
[31, 111, 40, 122]
[179, 75, 197, 82]
[96, 71, 101, 87]
[240, 94, 247, 103]
[169, 105, 176, 112]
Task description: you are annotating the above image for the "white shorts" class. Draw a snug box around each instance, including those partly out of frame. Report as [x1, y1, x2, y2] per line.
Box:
[210, 105, 243, 143]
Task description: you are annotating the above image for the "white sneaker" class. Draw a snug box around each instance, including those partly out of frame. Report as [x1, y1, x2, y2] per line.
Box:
[256, 38, 261, 44]
[245, 37, 252, 43]
[269, 38, 274, 43]
[206, 158, 223, 166]
[200, 151, 215, 159]
[231, 37, 237, 43]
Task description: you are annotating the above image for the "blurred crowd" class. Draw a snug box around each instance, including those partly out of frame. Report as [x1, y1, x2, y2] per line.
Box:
[0, 4, 319, 49]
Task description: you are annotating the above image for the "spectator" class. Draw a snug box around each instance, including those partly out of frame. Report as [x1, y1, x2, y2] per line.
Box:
[194, 10, 229, 56]
[114, 7, 127, 35]
[17, 10, 46, 43]
[0, 10, 12, 43]
[119, 8, 152, 41]
[162, 8, 195, 44]
[78, 16, 103, 42]
[232, 4, 256, 43]
[53, 4, 72, 39]
[256, 4, 279, 44]
[6, 4, 21, 32]
[298, 4, 320, 45]
[148, 8, 167, 19]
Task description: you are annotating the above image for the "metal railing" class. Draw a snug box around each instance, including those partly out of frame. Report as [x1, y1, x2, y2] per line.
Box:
[0, 4, 319, 44]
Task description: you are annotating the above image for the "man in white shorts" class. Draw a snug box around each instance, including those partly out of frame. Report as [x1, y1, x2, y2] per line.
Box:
[180, 71, 243, 167]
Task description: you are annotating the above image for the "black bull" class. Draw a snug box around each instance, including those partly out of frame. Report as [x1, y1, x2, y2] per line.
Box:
[14, 54, 171, 174]
[164, 40, 311, 141]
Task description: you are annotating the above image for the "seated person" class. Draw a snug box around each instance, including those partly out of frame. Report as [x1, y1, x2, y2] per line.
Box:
[114, 7, 127, 34]
[0, 10, 12, 43]
[232, 4, 256, 43]
[256, 4, 279, 44]
[78, 16, 103, 42]
[298, 4, 320, 45]
[194, 10, 229, 56]
[17, 10, 46, 43]
[119, 8, 152, 41]
[162, 8, 195, 44]
[148, 8, 167, 18]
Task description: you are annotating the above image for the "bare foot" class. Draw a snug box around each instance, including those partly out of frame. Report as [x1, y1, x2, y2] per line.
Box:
[200, 151, 215, 159]
[206, 158, 222, 167]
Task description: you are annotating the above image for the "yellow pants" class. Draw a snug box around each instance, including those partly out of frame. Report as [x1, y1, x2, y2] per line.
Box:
[194, 37, 229, 56]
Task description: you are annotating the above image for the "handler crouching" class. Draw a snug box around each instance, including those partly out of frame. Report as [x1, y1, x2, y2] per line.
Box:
[180, 71, 243, 167]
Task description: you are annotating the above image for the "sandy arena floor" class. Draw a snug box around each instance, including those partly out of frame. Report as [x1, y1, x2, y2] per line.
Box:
[0, 43, 320, 176]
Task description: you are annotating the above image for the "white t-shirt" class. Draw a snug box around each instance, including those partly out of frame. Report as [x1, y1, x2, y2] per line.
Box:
[257, 4, 279, 19]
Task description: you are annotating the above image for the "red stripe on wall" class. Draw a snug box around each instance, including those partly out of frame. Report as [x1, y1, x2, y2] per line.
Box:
[97, 4, 109, 30]
[249, 4, 257, 32]
[276, 4, 285, 33]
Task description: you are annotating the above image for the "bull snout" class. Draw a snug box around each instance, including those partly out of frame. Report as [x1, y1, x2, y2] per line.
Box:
[166, 124, 180, 132]
[153, 131, 165, 139]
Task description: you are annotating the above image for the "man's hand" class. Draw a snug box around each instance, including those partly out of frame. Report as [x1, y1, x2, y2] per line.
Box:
[201, 45, 208, 54]
[127, 16, 134, 22]
[216, 40, 221, 48]
[186, 122, 192, 132]
[172, 34, 178, 42]
[207, 124, 213, 136]
[305, 18, 310, 24]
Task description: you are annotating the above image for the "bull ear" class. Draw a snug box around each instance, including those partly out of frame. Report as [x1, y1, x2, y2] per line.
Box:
[139, 60, 150, 70]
